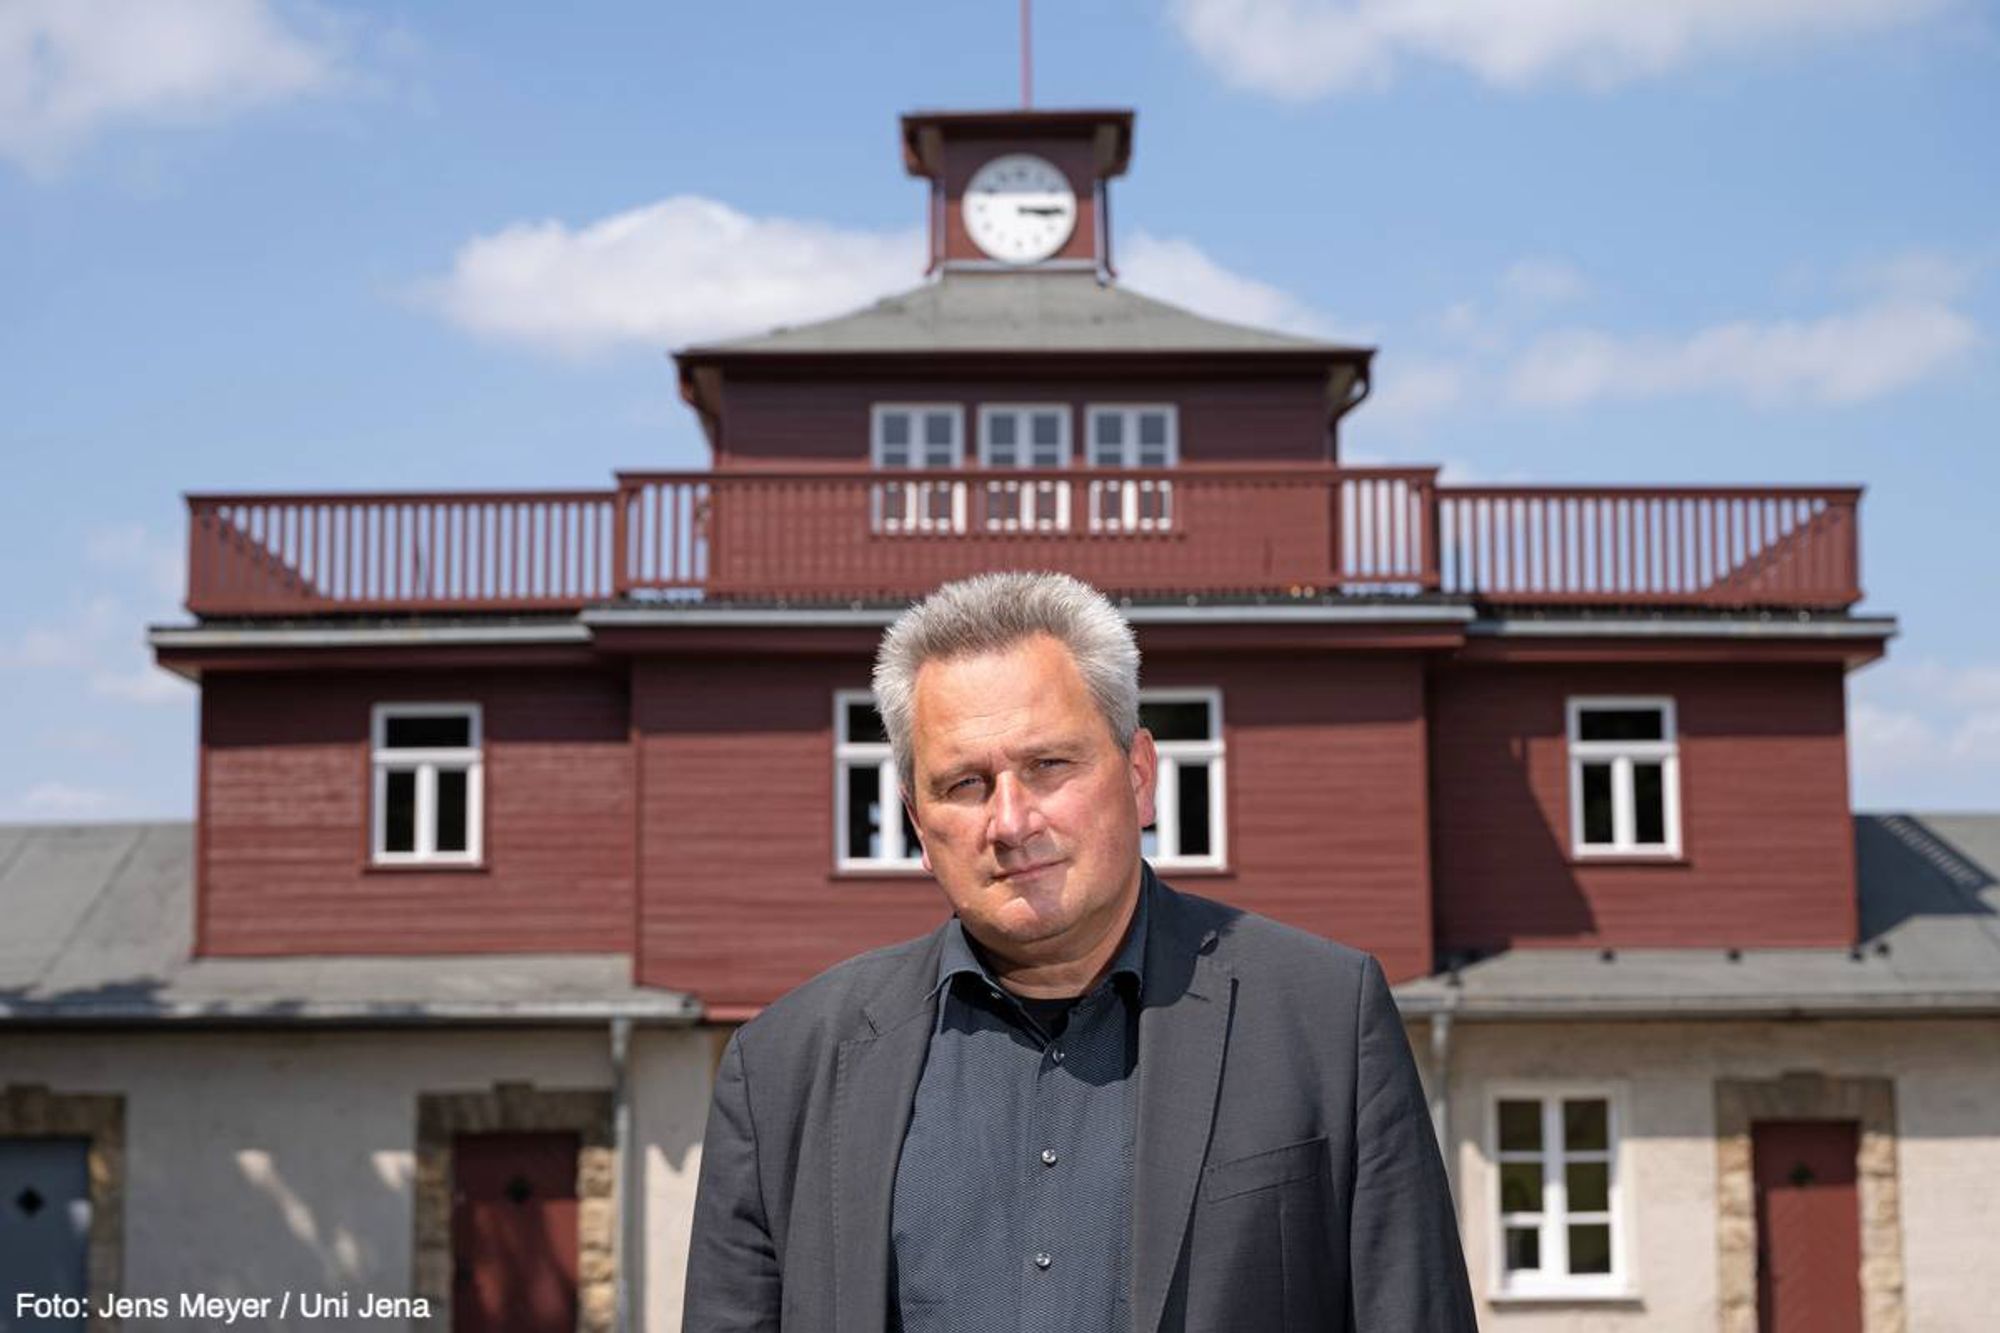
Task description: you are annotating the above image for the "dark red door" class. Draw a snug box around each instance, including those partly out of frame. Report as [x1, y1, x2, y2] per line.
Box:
[1753, 1119, 1861, 1333]
[451, 1132, 580, 1333]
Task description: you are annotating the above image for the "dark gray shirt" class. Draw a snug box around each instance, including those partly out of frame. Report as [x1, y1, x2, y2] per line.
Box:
[889, 871, 1151, 1333]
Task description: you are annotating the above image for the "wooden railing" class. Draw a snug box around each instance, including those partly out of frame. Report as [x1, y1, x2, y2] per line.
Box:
[186, 491, 618, 614]
[617, 465, 1436, 601]
[183, 470, 1863, 616]
[1435, 486, 1860, 608]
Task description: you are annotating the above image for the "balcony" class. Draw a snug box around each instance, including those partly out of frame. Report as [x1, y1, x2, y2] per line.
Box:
[183, 467, 1863, 618]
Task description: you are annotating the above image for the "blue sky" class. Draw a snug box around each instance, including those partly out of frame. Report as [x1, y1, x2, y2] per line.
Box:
[2, 0, 1995, 821]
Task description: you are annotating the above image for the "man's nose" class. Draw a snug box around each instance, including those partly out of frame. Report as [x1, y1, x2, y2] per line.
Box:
[989, 769, 1038, 844]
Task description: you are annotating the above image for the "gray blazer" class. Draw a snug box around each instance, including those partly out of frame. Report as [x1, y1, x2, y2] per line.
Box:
[684, 876, 1478, 1331]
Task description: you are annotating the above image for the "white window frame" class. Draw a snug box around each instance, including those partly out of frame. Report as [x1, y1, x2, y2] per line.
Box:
[871, 403, 966, 533]
[1566, 696, 1681, 858]
[976, 403, 1071, 531]
[1487, 1084, 1633, 1302]
[370, 702, 483, 866]
[1085, 403, 1178, 532]
[1142, 687, 1226, 871]
[834, 690, 923, 871]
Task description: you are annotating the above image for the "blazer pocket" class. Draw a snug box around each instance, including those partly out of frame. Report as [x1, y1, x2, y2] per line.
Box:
[1201, 1134, 1329, 1203]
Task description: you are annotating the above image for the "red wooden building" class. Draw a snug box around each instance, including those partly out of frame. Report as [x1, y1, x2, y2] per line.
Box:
[157, 107, 1886, 1012]
[57, 106, 1989, 1331]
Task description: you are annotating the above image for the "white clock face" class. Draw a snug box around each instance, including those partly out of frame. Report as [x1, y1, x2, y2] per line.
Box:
[962, 154, 1078, 265]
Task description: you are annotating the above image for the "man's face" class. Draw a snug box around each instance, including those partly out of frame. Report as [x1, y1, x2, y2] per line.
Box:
[904, 632, 1156, 960]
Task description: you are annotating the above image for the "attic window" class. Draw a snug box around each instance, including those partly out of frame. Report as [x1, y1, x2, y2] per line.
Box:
[1566, 698, 1679, 858]
[1088, 405, 1176, 468]
[1087, 404, 1177, 531]
[872, 405, 961, 469]
[871, 404, 965, 532]
[371, 703, 483, 866]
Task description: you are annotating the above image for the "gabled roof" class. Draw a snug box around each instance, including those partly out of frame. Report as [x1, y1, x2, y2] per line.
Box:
[679, 270, 1370, 358]
[1395, 812, 2000, 1019]
[0, 823, 695, 1025]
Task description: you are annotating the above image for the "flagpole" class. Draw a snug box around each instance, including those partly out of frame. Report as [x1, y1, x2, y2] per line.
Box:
[1020, 0, 1032, 107]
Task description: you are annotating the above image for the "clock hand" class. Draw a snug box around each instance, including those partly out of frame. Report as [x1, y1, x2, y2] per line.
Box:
[1016, 205, 1067, 216]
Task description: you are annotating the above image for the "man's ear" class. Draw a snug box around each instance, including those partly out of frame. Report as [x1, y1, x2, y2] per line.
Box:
[1129, 728, 1159, 830]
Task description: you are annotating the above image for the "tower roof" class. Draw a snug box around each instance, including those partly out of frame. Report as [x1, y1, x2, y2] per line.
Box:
[680, 270, 1369, 358]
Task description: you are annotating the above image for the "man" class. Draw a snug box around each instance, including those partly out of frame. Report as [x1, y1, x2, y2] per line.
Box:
[685, 572, 1477, 1331]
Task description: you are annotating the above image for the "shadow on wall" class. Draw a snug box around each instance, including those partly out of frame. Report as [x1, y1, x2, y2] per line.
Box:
[1854, 814, 1997, 940]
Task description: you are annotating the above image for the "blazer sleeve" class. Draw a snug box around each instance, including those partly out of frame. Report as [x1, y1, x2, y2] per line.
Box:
[683, 1030, 783, 1333]
[1348, 953, 1480, 1331]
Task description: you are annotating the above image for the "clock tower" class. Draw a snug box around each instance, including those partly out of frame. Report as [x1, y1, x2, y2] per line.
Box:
[901, 108, 1133, 277]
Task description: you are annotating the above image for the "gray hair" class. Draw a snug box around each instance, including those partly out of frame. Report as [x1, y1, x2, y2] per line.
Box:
[872, 572, 1141, 793]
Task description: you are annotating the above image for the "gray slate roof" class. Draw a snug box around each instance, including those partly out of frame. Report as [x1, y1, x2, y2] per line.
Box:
[684, 270, 1366, 356]
[1395, 813, 2000, 1019]
[0, 823, 696, 1025]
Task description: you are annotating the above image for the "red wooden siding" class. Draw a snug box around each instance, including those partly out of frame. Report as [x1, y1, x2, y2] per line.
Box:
[1429, 663, 1858, 952]
[198, 669, 635, 955]
[634, 647, 1435, 1008]
[1150, 653, 1435, 984]
[714, 374, 1333, 468]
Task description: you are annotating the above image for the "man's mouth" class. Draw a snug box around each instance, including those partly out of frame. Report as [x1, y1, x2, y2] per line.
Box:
[995, 858, 1064, 881]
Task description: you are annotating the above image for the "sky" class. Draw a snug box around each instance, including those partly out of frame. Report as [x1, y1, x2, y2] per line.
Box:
[1, 0, 1995, 822]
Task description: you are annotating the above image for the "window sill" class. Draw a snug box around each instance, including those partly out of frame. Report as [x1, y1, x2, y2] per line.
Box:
[1488, 1286, 1641, 1306]
[1150, 862, 1233, 878]
[830, 865, 933, 880]
[364, 861, 489, 874]
[1569, 851, 1686, 867]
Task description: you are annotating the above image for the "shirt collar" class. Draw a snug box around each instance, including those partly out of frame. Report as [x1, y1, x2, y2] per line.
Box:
[933, 861, 1153, 1002]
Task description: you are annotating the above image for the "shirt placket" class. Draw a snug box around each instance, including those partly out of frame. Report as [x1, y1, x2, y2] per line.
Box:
[1021, 993, 1092, 1333]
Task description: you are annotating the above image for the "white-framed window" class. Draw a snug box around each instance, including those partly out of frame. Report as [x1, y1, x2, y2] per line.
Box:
[371, 703, 483, 865]
[1141, 689, 1226, 870]
[1086, 404, 1177, 531]
[834, 691, 923, 870]
[1489, 1087, 1629, 1300]
[1566, 697, 1680, 857]
[977, 403, 1070, 530]
[871, 403, 964, 533]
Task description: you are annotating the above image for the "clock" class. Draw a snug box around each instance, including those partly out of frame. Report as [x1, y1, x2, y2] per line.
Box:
[962, 153, 1077, 265]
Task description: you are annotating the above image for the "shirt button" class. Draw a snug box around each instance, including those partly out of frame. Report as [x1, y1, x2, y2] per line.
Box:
[1050, 1046, 1065, 1064]
[1040, 1148, 1059, 1166]
[1033, 1252, 1053, 1270]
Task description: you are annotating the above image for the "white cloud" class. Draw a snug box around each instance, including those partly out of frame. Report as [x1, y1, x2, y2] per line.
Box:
[0, 0, 344, 172]
[1121, 233, 1358, 341]
[1844, 249, 1985, 305]
[1850, 659, 2000, 809]
[1364, 358, 1466, 429]
[1173, 0, 1951, 98]
[0, 596, 124, 669]
[416, 196, 924, 358]
[1500, 258, 1591, 307]
[91, 667, 187, 706]
[418, 205, 1363, 359]
[1507, 298, 1979, 407]
[10, 781, 117, 819]
[85, 522, 184, 602]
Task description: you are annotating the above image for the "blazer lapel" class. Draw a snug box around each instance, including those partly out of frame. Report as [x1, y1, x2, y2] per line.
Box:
[831, 931, 946, 1333]
[1130, 881, 1236, 1333]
